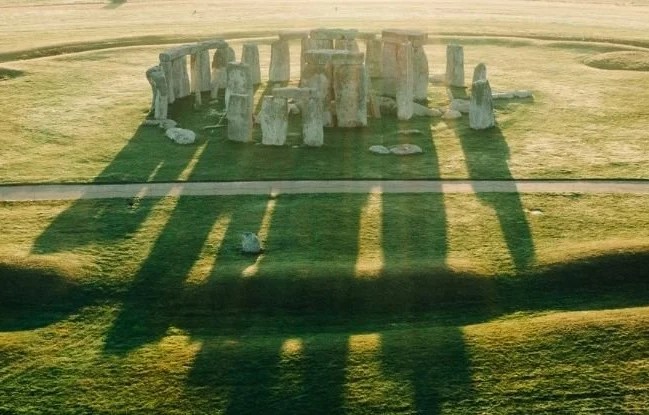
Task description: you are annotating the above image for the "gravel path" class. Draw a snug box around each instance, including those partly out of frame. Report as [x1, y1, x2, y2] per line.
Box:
[1, 180, 648, 202]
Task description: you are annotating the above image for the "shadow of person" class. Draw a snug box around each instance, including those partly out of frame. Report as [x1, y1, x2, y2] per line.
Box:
[454, 123, 535, 271]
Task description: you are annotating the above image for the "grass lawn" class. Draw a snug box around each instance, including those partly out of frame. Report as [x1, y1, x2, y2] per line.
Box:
[2, 1, 649, 413]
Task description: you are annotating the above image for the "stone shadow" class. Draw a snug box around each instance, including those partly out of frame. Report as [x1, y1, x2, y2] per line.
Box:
[454, 122, 536, 271]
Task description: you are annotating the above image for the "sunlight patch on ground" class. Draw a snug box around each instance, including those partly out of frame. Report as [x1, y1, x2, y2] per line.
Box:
[241, 198, 276, 277]
[355, 188, 384, 278]
[185, 213, 232, 284]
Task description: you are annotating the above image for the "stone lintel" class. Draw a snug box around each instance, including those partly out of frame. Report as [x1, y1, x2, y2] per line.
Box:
[159, 45, 195, 62]
[278, 30, 310, 41]
[382, 29, 428, 46]
[198, 39, 228, 50]
[357, 32, 379, 41]
[310, 28, 358, 41]
[305, 50, 364, 65]
[272, 86, 317, 100]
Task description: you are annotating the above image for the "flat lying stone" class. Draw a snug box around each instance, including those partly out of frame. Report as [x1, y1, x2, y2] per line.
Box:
[378, 96, 398, 115]
[514, 89, 534, 98]
[369, 145, 391, 154]
[442, 109, 462, 119]
[310, 28, 358, 40]
[450, 99, 470, 114]
[492, 92, 515, 99]
[389, 144, 423, 155]
[166, 127, 196, 144]
[278, 30, 309, 41]
[272, 86, 317, 100]
[397, 129, 423, 135]
[413, 103, 442, 117]
[198, 39, 228, 50]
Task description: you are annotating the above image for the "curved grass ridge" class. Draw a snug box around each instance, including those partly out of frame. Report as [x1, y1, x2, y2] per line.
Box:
[584, 50, 649, 71]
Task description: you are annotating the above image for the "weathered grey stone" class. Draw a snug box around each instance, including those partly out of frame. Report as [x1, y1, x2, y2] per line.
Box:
[211, 46, 236, 97]
[241, 232, 263, 254]
[272, 86, 316, 101]
[172, 56, 191, 99]
[159, 45, 194, 62]
[160, 60, 174, 104]
[269, 40, 290, 82]
[369, 145, 390, 154]
[190, 50, 211, 106]
[227, 93, 253, 142]
[413, 46, 429, 101]
[334, 63, 367, 127]
[382, 29, 428, 47]
[335, 39, 360, 52]
[514, 89, 533, 98]
[198, 38, 228, 50]
[378, 96, 398, 115]
[429, 73, 445, 84]
[166, 128, 196, 145]
[396, 42, 414, 121]
[442, 109, 462, 119]
[469, 79, 495, 130]
[365, 39, 383, 78]
[158, 119, 177, 130]
[472, 63, 487, 84]
[398, 129, 423, 135]
[278, 30, 309, 41]
[305, 50, 364, 66]
[492, 91, 515, 99]
[302, 96, 324, 147]
[446, 44, 464, 87]
[450, 99, 470, 114]
[288, 102, 300, 115]
[368, 94, 382, 119]
[413, 103, 442, 117]
[389, 144, 423, 155]
[146, 65, 168, 120]
[302, 59, 335, 127]
[260, 96, 288, 146]
[242, 43, 262, 85]
[225, 63, 253, 112]
[310, 28, 358, 40]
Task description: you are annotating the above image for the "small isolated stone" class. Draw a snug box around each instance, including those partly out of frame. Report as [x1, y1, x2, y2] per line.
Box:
[442, 109, 462, 120]
[159, 119, 178, 130]
[492, 92, 515, 100]
[165, 127, 196, 144]
[398, 129, 423, 136]
[389, 144, 423, 155]
[514, 90, 533, 98]
[369, 145, 391, 155]
[142, 119, 161, 126]
[241, 232, 263, 254]
[429, 73, 445, 84]
[450, 99, 470, 114]
[413, 103, 442, 117]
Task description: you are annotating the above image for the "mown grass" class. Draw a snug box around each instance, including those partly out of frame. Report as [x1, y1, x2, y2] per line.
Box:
[1, 36, 649, 183]
[584, 51, 649, 71]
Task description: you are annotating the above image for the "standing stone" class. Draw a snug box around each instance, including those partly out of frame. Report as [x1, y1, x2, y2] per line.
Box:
[225, 63, 253, 112]
[366, 39, 383, 78]
[472, 62, 487, 84]
[413, 46, 429, 101]
[227, 93, 253, 142]
[211, 45, 235, 98]
[335, 39, 360, 52]
[446, 44, 464, 87]
[396, 42, 414, 121]
[469, 79, 495, 130]
[241, 43, 262, 86]
[269, 40, 290, 83]
[334, 62, 367, 127]
[172, 56, 191, 99]
[381, 40, 399, 96]
[259, 96, 288, 146]
[146, 65, 168, 120]
[302, 95, 324, 147]
[160, 59, 175, 104]
[302, 53, 335, 127]
[190, 49, 211, 105]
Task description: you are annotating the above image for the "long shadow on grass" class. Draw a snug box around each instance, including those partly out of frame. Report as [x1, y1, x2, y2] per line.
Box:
[453, 121, 535, 271]
[31, 97, 216, 254]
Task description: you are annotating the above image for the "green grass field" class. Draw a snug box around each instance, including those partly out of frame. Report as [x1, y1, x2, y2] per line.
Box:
[1, 0, 649, 413]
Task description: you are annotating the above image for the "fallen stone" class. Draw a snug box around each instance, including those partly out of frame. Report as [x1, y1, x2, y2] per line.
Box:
[450, 99, 470, 114]
[159, 119, 178, 130]
[369, 145, 391, 154]
[442, 109, 462, 120]
[413, 103, 442, 117]
[241, 232, 263, 254]
[389, 144, 423, 155]
[492, 92, 515, 99]
[165, 128, 196, 144]
[514, 89, 534, 98]
[397, 129, 423, 135]
[378, 96, 398, 115]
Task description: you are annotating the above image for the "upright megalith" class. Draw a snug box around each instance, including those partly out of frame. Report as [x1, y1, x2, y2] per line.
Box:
[446, 44, 464, 87]
[225, 63, 253, 112]
[302, 51, 336, 127]
[172, 56, 191, 99]
[242, 43, 262, 85]
[259, 96, 288, 146]
[146, 65, 168, 120]
[395, 42, 414, 120]
[190, 48, 211, 106]
[335, 39, 360, 52]
[333, 52, 368, 127]
[469, 79, 495, 130]
[382, 30, 429, 100]
[365, 38, 383, 78]
[472, 62, 487, 84]
[269, 39, 290, 83]
[211, 45, 236, 97]
[227, 93, 253, 142]
[273, 87, 324, 147]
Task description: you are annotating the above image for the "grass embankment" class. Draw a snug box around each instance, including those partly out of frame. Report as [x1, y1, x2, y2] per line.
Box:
[584, 51, 649, 71]
[1, 193, 648, 412]
[1, 37, 649, 183]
